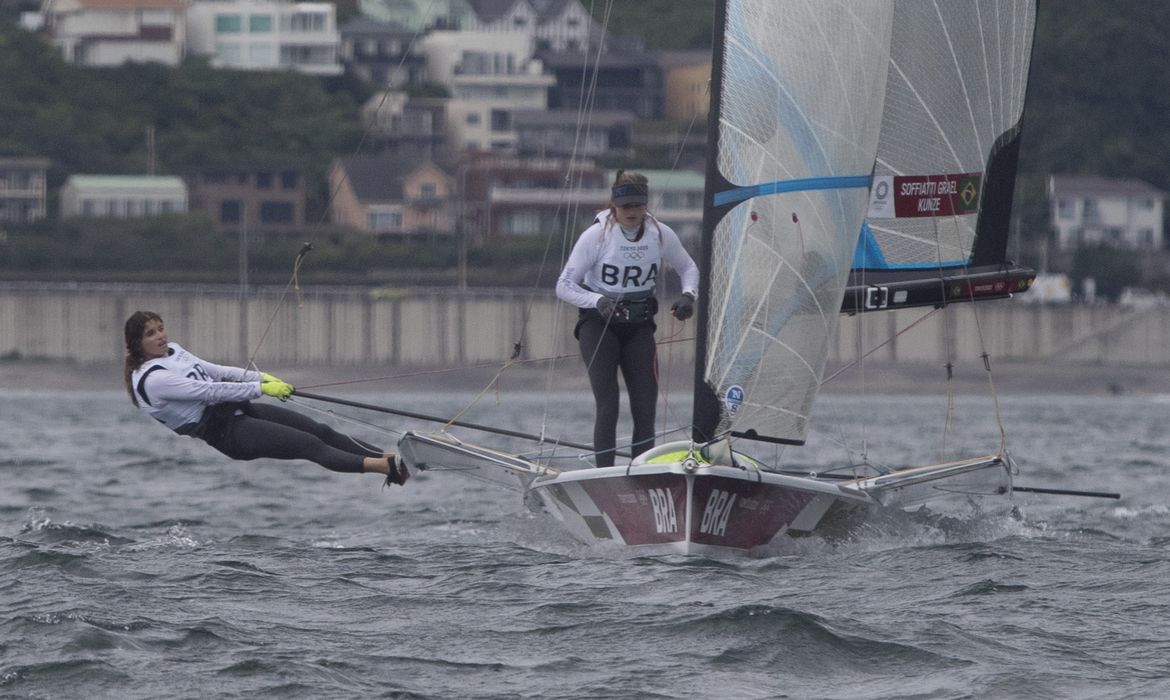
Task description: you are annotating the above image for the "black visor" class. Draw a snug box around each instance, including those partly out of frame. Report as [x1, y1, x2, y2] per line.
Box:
[612, 183, 648, 206]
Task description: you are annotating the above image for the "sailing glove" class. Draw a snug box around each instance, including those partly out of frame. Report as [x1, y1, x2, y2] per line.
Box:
[596, 296, 618, 320]
[671, 293, 695, 321]
[260, 379, 294, 400]
[260, 371, 285, 384]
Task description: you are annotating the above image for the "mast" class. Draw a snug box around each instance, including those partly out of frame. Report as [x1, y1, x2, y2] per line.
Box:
[691, 0, 731, 444]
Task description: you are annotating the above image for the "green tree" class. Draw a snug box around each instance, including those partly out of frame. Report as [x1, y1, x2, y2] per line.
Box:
[589, 0, 714, 50]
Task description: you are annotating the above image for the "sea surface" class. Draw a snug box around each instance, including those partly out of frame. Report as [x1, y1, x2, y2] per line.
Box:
[2, 383, 1169, 699]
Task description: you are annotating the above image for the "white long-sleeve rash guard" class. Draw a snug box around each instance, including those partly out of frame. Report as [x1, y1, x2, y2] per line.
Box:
[556, 210, 699, 309]
[131, 342, 263, 432]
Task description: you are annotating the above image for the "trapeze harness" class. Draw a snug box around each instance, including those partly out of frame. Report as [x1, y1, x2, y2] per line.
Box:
[132, 343, 261, 443]
[572, 215, 664, 334]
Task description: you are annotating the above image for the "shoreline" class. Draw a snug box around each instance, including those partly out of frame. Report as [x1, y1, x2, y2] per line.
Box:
[2, 358, 1167, 396]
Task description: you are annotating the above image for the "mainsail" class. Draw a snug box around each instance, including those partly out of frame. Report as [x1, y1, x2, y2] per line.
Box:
[842, 0, 1038, 313]
[692, 1, 895, 444]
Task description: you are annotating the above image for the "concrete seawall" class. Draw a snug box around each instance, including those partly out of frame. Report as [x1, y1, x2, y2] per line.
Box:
[0, 282, 1162, 369]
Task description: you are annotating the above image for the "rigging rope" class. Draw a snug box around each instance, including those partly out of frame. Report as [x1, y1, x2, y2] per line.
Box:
[247, 242, 313, 369]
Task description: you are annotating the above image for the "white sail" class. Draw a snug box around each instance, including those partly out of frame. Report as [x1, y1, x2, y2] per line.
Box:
[860, 0, 1037, 269]
[695, 1, 895, 443]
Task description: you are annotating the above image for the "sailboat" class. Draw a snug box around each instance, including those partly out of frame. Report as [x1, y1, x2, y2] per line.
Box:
[396, 0, 1039, 555]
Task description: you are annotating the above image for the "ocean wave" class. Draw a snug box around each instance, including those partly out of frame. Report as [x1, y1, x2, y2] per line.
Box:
[951, 578, 1030, 596]
[17, 510, 132, 547]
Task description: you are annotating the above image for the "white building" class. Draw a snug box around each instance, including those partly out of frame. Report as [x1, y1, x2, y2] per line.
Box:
[186, 0, 342, 75]
[0, 158, 51, 224]
[1049, 175, 1165, 252]
[60, 175, 188, 218]
[466, 0, 597, 52]
[417, 30, 553, 152]
[40, 0, 187, 66]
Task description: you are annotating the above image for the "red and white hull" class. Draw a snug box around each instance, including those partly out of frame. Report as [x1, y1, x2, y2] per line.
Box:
[398, 432, 1013, 556]
[529, 463, 873, 555]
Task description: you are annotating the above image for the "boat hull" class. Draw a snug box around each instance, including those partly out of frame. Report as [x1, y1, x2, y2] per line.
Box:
[397, 432, 1013, 556]
[529, 463, 873, 556]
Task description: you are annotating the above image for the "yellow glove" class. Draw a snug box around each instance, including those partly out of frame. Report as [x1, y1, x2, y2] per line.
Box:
[260, 379, 294, 400]
[261, 372, 284, 384]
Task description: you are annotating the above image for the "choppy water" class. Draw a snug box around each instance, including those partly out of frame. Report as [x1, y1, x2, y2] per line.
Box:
[2, 385, 1169, 699]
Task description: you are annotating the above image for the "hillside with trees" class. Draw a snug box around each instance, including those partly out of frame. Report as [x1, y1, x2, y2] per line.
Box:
[2, 1, 1170, 292]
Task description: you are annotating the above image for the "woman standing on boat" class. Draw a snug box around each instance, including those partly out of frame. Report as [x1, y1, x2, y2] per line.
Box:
[122, 310, 407, 485]
[556, 171, 700, 467]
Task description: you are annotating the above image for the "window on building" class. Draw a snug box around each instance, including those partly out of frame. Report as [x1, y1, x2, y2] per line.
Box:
[1083, 198, 1100, 222]
[369, 210, 402, 231]
[249, 44, 274, 64]
[217, 43, 243, 64]
[490, 110, 510, 131]
[461, 50, 488, 74]
[216, 14, 243, 33]
[506, 211, 541, 235]
[161, 200, 176, 214]
[1055, 197, 1075, 220]
[256, 172, 273, 189]
[466, 112, 481, 126]
[285, 12, 325, 32]
[419, 183, 437, 199]
[221, 200, 241, 223]
[249, 14, 272, 32]
[260, 201, 293, 223]
[82, 199, 96, 216]
[1139, 228, 1155, 248]
[281, 172, 298, 190]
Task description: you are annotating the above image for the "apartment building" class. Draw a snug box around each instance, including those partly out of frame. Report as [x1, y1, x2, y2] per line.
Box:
[186, 0, 342, 75]
[41, 0, 187, 66]
[1049, 175, 1165, 252]
[0, 158, 51, 225]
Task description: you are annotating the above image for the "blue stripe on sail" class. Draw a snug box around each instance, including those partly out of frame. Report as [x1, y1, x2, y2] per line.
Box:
[851, 221, 970, 270]
[714, 175, 873, 208]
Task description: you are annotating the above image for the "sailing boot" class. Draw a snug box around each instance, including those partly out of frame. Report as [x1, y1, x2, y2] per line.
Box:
[384, 454, 410, 487]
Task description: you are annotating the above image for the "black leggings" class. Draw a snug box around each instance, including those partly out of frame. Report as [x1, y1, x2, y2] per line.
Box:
[577, 318, 658, 467]
[208, 403, 383, 473]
